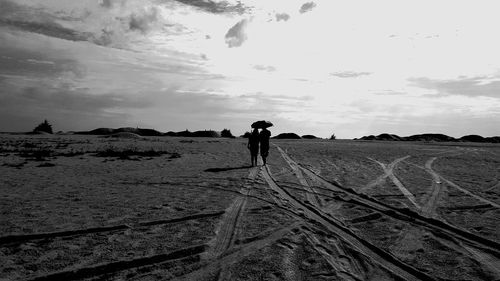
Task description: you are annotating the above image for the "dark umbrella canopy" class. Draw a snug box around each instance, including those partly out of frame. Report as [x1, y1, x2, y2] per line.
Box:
[251, 120, 273, 129]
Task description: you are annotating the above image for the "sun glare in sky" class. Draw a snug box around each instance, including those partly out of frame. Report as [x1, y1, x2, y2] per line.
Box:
[0, 0, 499, 138]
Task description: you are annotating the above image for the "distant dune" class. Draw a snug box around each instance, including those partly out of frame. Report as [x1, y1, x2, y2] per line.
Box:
[301, 134, 320, 139]
[75, 128, 223, 138]
[76, 127, 163, 136]
[356, 133, 500, 143]
[272, 133, 301, 139]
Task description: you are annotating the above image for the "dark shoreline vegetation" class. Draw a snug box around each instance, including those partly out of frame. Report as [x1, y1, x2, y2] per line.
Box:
[355, 133, 500, 143]
[3, 123, 499, 143]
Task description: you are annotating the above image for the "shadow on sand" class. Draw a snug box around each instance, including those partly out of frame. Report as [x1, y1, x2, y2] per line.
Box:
[204, 165, 253, 173]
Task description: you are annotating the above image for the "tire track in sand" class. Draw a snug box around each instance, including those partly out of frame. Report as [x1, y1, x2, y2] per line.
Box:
[421, 157, 500, 278]
[405, 156, 500, 209]
[261, 162, 434, 281]
[206, 166, 259, 259]
[441, 178, 500, 209]
[391, 157, 444, 260]
[420, 157, 445, 217]
[0, 211, 225, 246]
[295, 161, 500, 252]
[276, 146, 322, 208]
[366, 156, 419, 209]
[384, 155, 500, 278]
[176, 222, 301, 281]
[296, 158, 500, 280]
[358, 157, 408, 194]
[302, 227, 378, 280]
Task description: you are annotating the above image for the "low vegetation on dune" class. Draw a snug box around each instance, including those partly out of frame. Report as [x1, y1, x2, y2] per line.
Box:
[1, 138, 181, 166]
[220, 129, 235, 138]
[32, 120, 53, 134]
[95, 146, 180, 160]
[357, 133, 500, 143]
[240, 132, 251, 138]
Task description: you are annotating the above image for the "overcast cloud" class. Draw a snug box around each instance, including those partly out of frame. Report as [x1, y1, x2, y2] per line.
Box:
[0, 0, 499, 138]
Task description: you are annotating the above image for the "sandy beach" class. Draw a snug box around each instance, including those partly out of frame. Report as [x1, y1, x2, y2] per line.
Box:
[1, 134, 499, 280]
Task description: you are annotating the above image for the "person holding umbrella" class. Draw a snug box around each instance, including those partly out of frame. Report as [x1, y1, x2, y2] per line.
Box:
[251, 120, 273, 166]
[247, 128, 259, 167]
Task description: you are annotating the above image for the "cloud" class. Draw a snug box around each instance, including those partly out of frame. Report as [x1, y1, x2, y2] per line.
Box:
[253, 65, 276, 72]
[373, 91, 407, 96]
[239, 93, 313, 104]
[173, 0, 248, 14]
[0, 82, 144, 131]
[276, 13, 290, 22]
[0, 1, 104, 44]
[128, 7, 160, 33]
[0, 0, 177, 48]
[330, 71, 371, 78]
[409, 76, 500, 98]
[0, 0, 101, 42]
[225, 19, 248, 48]
[100, 0, 113, 8]
[0, 44, 85, 79]
[299, 2, 316, 14]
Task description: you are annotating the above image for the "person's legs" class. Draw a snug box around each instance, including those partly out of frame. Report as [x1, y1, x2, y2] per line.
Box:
[261, 148, 268, 165]
[251, 150, 258, 166]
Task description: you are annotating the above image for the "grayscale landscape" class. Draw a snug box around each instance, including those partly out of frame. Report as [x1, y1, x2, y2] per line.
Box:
[1, 0, 500, 280]
[1, 134, 499, 280]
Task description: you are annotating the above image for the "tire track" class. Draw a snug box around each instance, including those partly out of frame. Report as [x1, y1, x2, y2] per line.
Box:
[412, 155, 500, 209]
[391, 157, 444, 261]
[276, 146, 322, 208]
[261, 164, 434, 281]
[276, 146, 500, 252]
[484, 180, 500, 192]
[0, 211, 225, 245]
[296, 162, 500, 252]
[462, 244, 500, 279]
[206, 166, 258, 258]
[176, 223, 302, 281]
[410, 156, 499, 210]
[293, 158, 500, 279]
[300, 168, 500, 281]
[28, 244, 207, 281]
[359, 173, 388, 194]
[302, 229, 367, 280]
[417, 157, 500, 277]
[366, 156, 419, 209]
[441, 177, 500, 209]
[420, 157, 444, 217]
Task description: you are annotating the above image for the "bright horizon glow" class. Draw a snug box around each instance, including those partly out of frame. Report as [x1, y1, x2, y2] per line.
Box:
[0, 0, 499, 138]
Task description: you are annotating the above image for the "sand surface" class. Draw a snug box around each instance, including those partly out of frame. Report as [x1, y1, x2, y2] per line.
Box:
[1, 135, 499, 280]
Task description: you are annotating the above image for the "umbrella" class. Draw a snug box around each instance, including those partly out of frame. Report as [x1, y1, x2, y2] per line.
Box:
[251, 120, 273, 129]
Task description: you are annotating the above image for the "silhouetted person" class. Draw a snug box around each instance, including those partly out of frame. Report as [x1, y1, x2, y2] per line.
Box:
[259, 127, 271, 165]
[247, 128, 259, 166]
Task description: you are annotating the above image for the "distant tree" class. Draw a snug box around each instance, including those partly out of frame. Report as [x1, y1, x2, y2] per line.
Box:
[330, 133, 336, 140]
[241, 131, 251, 138]
[33, 119, 53, 134]
[221, 128, 235, 138]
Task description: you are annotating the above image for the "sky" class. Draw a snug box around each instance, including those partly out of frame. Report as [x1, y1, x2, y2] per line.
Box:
[0, 0, 499, 139]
